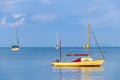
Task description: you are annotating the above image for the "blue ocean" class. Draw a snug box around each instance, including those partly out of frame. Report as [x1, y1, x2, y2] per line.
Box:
[0, 47, 119, 80]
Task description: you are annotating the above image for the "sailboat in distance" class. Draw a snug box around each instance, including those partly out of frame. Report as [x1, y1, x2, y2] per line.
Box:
[55, 32, 59, 49]
[52, 24, 105, 67]
[11, 27, 20, 51]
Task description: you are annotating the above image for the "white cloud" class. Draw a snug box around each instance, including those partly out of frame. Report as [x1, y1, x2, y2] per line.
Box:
[0, 0, 55, 12]
[0, 17, 6, 26]
[0, 13, 25, 27]
[13, 13, 26, 19]
[0, 18, 25, 27]
[72, 0, 120, 27]
[31, 14, 56, 22]
[43, 0, 50, 4]
[9, 18, 25, 27]
[0, 0, 24, 11]
[40, 0, 56, 4]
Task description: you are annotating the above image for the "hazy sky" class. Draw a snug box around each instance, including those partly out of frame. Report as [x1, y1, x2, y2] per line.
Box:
[0, 0, 120, 47]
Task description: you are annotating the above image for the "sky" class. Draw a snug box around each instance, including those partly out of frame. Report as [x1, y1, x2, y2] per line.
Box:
[0, 0, 120, 47]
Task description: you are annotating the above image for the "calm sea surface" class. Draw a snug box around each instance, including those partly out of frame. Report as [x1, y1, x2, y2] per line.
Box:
[0, 47, 119, 80]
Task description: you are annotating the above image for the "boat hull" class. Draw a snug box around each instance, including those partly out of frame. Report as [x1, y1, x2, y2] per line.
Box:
[52, 59, 104, 67]
[11, 47, 19, 51]
[11, 45, 20, 51]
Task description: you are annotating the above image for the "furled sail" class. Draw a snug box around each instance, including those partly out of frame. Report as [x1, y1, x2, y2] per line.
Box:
[66, 53, 89, 56]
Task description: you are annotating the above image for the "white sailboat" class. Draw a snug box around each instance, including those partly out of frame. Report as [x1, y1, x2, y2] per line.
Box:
[55, 32, 59, 49]
[11, 27, 20, 51]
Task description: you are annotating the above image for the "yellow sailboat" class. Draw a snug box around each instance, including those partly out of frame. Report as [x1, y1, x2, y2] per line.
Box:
[52, 24, 105, 67]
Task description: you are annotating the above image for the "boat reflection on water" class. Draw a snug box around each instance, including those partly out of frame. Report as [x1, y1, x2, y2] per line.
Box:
[53, 67, 104, 80]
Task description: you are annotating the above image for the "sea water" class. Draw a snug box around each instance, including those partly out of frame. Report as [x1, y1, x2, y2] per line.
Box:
[0, 47, 119, 80]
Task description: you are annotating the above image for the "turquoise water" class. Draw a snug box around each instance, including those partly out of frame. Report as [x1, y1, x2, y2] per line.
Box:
[0, 47, 119, 80]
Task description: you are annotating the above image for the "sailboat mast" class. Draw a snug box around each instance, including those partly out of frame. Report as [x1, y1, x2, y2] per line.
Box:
[14, 27, 17, 45]
[56, 32, 59, 45]
[15, 27, 19, 45]
[88, 24, 90, 57]
[60, 39, 62, 62]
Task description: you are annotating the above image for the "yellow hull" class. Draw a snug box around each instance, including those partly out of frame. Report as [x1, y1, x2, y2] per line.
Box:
[52, 59, 104, 67]
[11, 48, 20, 51]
